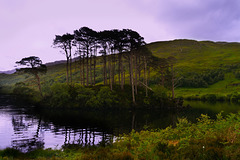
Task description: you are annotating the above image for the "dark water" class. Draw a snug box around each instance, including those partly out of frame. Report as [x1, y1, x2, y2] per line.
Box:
[0, 95, 239, 152]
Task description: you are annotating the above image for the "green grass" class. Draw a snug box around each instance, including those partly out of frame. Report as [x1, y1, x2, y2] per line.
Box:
[175, 73, 240, 98]
[1, 39, 240, 98]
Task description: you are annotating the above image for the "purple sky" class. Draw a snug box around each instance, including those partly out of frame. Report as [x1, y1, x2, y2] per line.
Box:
[1, 0, 240, 71]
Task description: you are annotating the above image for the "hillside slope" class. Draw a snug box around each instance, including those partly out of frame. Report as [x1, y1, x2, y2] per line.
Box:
[1, 39, 240, 97]
[148, 39, 240, 72]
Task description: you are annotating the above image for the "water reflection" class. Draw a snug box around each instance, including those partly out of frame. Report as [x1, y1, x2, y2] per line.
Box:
[0, 95, 240, 152]
[11, 115, 44, 152]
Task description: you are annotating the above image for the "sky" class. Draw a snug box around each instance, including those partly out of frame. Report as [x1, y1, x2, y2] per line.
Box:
[0, 0, 240, 71]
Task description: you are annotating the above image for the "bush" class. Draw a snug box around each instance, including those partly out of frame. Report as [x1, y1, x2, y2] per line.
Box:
[216, 95, 226, 101]
[95, 86, 119, 108]
[152, 85, 168, 100]
[205, 94, 217, 102]
[179, 70, 224, 88]
[0, 148, 22, 158]
[230, 92, 240, 102]
[234, 71, 240, 79]
[13, 83, 41, 103]
[47, 84, 121, 109]
[49, 83, 72, 107]
[75, 85, 95, 107]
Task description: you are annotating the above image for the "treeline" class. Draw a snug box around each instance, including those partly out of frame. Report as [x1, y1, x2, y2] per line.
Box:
[179, 70, 224, 88]
[52, 27, 176, 104]
[9, 27, 181, 108]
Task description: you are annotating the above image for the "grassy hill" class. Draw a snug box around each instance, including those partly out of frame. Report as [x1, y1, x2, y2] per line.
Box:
[147, 39, 240, 98]
[148, 39, 240, 71]
[1, 39, 240, 99]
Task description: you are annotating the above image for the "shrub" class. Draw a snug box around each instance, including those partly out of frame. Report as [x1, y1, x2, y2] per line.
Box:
[234, 71, 240, 79]
[152, 85, 168, 100]
[201, 94, 217, 102]
[230, 92, 240, 102]
[95, 86, 119, 108]
[0, 148, 22, 158]
[13, 83, 41, 103]
[216, 95, 226, 101]
[75, 85, 95, 107]
[49, 83, 72, 107]
[179, 70, 224, 88]
[205, 94, 217, 102]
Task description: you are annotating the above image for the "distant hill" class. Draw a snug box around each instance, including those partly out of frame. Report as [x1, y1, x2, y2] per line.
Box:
[45, 60, 66, 66]
[0, 69, 16, 74]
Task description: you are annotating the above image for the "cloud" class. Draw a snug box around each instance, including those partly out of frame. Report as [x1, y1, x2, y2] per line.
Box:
[127, 0, 240, 41]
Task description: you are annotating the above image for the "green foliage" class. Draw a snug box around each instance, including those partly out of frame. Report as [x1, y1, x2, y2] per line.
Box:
[152, 85, 168, 100]
[75, 85, 95, 107]
[95, 86, 119, 108]
[201, 94, 217, 102]
[234, 70, 240, 79]
[230, 92, 240, 102]
[47, 84, 121, 109]
[179, 70, 224, 88]
[1, 39, 240, 101]
[13, 82, 42, 103]
[0, 148, 22, 158]
[49, 83, 72, 107]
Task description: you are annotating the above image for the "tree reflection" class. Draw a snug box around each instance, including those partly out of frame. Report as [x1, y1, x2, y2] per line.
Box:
[6, 103, 198, 152]
[11, 115, 44, 152]
[61, 127, 113, 149]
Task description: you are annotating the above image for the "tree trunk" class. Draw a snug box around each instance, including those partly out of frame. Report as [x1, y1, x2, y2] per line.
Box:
[144, 56, 148, 97]
[120, 54, 124, 90]
[134, 54, 138, 95]
[131, 111, 136, 130]
[86, 49, 89, 86]
[94, 56, 96, 85]
[112, 54, 115, 86]
[124, 69, 125, 86]
[130, 52, 135, 104]
[35, 73, 43, 97]
[70, 57, 72, 85]
[109, 55, 112, 91]
[79, 51, 83, 85]
[82, 56, 85, 86]
[69, 48, 72, 85]
[129, 58, 131, 85]
[66, 57, 69, 85]
[118, 54, 121, 85]
[90, 52, 92, 85]
[171, 65, 175, 99]
[138, 56, 141, 81]
[94, 49, 96, 85]
[147, 66, 151, 96]
[103, 55, 107, 85]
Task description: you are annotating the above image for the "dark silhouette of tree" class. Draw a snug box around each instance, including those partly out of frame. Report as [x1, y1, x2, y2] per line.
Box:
[124, 29, 146, 104]
[16, 56, 47, 97]
[74, 27, 97, 86]
[54, 27, 150, 104]
[111, 29, 128, 89]
[53, 33, 74, 85]
[167, 56, 178, 99]
[151, 56, 169, 87]
[135, 46, 153, 97]
[98, 30, 111, 86]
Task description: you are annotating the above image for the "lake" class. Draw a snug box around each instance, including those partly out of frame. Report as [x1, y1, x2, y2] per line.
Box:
[0, 95, 239, 152]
